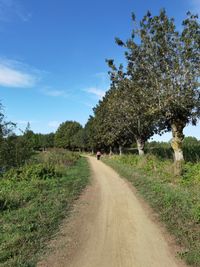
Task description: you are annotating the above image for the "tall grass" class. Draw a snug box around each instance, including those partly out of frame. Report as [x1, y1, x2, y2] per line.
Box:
[0, 151, 90, 267]
[103, 154, 200, 266]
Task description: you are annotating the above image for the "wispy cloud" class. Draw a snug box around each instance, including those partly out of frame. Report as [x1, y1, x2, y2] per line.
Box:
[42, 88, 69, 98]
[0, 0, 31, 23]
[48, 121, 61, 128]
[0, 58, 38, 88]
[84, 87, 106, 99]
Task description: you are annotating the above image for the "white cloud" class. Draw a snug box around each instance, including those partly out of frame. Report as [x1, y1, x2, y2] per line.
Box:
[48, 121, 61, 128]
[84, 87, 106, 99]
[0, 59, 38, 88]
[42, 88, 69, 98]
[0, 65, 36, 88]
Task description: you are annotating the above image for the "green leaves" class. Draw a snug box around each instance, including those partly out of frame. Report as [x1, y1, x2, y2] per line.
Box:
[131, 12, 136, 22]
[84, 10, 200, 159]
[55, 121, 82, 150]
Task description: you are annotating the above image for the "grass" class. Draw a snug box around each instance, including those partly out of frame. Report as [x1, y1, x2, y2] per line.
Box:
[0, 153, 90, 267]
[103, 154, 200, 267]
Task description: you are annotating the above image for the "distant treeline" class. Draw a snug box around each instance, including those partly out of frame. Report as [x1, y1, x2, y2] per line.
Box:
[0, 117, 54, 170]
[1, 114, 200, 173]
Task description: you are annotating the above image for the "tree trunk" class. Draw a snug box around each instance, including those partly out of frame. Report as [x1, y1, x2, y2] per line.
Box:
[109, 146, 113, 156]
[119, 145, 122, 156]
[171, 121, 185, 176]
[136, 138, 145, 156]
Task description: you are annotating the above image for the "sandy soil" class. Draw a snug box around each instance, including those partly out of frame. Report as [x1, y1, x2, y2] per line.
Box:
[38, 156, 187, 267]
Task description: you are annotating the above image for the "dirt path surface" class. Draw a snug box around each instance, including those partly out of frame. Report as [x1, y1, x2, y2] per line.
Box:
[38, 156, 187, 267]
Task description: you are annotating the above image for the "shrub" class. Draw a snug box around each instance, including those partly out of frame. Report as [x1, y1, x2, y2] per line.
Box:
[3, 163, 61, 181]
[32, 150, 80, 167]
[182, 162, 200, 185]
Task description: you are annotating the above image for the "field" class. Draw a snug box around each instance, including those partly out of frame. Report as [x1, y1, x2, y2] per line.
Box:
[0, 151, 90, 267]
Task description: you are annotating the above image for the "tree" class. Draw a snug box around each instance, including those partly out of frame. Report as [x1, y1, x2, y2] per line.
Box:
[183, 136, 199, 146]
[73, 128, 86, 151]
[0, 104, 17, 170]
[93, 74, 134, 154]
[0, 106, 35, 169]
[93, 90, 119, 153]
[132, 10, 200, 173]
[34, 133, 55, 151]
[114, 10, 200, 173]
[0, 134, 34, 168]
[0, 103, 15, 139]
[103, 57, 162, 156]
[22, 123, 35, 152]
[44, 133, 55, 148]
[55, 121, 82, 150]
[84, 116, 97, 153]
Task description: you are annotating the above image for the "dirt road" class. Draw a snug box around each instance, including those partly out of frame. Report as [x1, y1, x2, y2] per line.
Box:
[38, 156, 186, 267]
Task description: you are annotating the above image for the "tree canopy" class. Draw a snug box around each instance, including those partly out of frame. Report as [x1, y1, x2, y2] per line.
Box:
[84, 10, 200, 174]
[55, 121, 82, 150]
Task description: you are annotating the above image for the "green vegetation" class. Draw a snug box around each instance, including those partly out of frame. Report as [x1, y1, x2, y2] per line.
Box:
[144, 137, 200, 163]
[0, 151, 90, 267]
[84, 10, 200, 175]
[103, 155, 200, 266]
[0, 120, 55, 171]
[0, 7, 199, 267]
[55, 121, 83, 150]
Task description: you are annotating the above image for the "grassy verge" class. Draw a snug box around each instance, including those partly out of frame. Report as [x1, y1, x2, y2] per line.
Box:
[0, 153, 90, 267]
[103, 154, 200, 266]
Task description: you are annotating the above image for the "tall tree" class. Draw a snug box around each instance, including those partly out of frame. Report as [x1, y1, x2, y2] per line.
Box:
[84, 116, 97, 153]
[0, 104, 32, 169]
[104, 57, 161, 156]
[55, 121, 82, 150]
[113, 10, 199, 173]
[130, 10, 200, 173]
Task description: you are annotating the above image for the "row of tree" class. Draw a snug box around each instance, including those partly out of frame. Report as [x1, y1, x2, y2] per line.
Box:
[1, 10, 199, 175]
[0, 113, 55, 170]
[83, 10, 200, 174]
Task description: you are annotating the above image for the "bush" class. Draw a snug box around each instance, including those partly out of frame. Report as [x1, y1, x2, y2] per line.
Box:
[183, 162, 200, 185]
[3, 164, 61, 181]
[33, 150, 80, 167]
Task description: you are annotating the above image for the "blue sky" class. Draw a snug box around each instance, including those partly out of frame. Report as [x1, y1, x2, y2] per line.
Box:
[0, 0, 199, 141]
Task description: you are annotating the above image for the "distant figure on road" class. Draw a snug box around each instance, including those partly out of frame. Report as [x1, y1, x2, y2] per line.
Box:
[96, 151, 101, 160]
